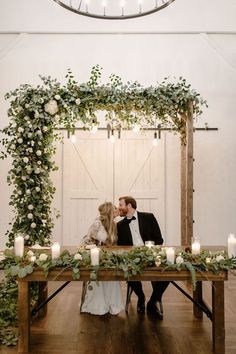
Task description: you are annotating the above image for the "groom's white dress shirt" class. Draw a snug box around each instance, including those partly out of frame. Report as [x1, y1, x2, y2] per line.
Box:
[127, 211, 144, 246]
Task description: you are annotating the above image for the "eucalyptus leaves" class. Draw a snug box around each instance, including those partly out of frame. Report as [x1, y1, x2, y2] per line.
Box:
[0, 66, 207, 248]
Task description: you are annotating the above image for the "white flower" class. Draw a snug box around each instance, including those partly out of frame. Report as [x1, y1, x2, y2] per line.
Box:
[27, 250, 34, 257]
[28, 204, 34, 210]
[37, 130, 42, 136]
[44, 238, 49, 243]
[155, 260, 161, 267]
[26, 189, 31, 195]
[36, 150, 42, 156]
[176, 256, 184, 264]
[18, 190, 22, 195]
[29, 256, 36, 262]
[28, 133, 33, 138]
[75, 98, 81, 105]
[216, 255, 225, 262]
[11, 144, 16, 150]
[35, 187, 40, 192]
[25, 104, 29, 108]
[37, 161, 41, 165]
[18, 138, 23, 144]
[54, 95, 61, 100]
[38, 142, 42, 146]
[35, 168, 41, 174]
[27, 213, 33, 219]
[74, 253, 82, 261]
[34, 111, 39, 118]
[22, 176, 27, 181]
[43, 126, 48, 132]
[206, 257, 211, 263]
[44, 100, 58, 115]
[18, 127, 24, 133]
[23, 157, 29, 163]
[24, 235, 30, 240]
[31, 222, 36, 228]
[39, 253, 48, 262]
[31, 141, 35, 146]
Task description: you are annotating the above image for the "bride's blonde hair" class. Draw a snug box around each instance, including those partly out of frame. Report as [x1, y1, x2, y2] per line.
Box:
[98, 202, 117, 245]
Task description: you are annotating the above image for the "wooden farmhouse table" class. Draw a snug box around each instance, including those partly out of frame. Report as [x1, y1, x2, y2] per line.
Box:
[17, 262, 227, 354]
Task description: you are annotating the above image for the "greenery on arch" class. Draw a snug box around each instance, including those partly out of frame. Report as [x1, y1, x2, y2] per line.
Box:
[0, 65, 207, 248]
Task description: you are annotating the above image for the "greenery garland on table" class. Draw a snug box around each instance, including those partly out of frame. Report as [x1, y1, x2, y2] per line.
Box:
[0, 66, 207, 248]
[1, 245, 236, 346]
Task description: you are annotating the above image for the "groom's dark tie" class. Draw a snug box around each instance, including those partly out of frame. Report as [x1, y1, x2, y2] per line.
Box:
[125, 216, 136, 224]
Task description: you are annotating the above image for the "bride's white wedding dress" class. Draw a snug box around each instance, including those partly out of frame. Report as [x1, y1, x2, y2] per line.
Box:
[80, 217, 124, 315]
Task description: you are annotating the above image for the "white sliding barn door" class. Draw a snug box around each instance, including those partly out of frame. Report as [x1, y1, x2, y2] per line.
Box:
[61, 131, 165, 245]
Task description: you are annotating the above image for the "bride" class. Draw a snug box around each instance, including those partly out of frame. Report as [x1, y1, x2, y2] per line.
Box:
[80, 202, 124, 315]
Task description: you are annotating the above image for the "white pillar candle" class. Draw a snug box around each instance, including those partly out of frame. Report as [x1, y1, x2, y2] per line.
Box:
[90, 247, 100, 266]
[14, 234, 24, 257]
[145, 241, 155, 249]
[192, 239, 201, 255]
[51, 242, 61, 259]
[228, 233, 236, 258]
[166, 247, 175, 264]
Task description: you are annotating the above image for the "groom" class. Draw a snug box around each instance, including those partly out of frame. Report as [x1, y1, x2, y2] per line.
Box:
[117, 196, 169, 319]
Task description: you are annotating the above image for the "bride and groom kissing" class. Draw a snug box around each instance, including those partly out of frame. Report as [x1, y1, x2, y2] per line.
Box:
[81, 196, 169, 319]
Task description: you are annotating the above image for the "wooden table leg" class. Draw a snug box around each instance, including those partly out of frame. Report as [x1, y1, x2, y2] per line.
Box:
[18, 280, 30, 353]
[193, 281, 203, 318]
[212, 281, 225, 354]
[38, 281, 48, 318]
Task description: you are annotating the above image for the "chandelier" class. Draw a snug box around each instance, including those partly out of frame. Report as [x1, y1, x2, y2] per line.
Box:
[53, 0, 175, 20]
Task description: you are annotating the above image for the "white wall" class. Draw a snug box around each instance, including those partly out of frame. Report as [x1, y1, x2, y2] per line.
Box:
[0, 0, 236, 248]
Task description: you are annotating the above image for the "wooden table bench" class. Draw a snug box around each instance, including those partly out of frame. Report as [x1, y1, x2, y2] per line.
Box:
[17, 267, 227, 354]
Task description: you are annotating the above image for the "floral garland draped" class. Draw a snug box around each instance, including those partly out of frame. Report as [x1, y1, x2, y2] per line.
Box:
[0, 65, 207, 247]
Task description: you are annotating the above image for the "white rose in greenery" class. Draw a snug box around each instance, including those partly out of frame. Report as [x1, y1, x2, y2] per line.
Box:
[216, 255, 224, 262]
[31, 141, 35, 146]
[35, 168, 41, 174]
[38, 98, 44, 104]
[35, 187, 40, 192]
[27, 213, 33, 219]
[37, 130, 42, 136]
[38, 142, 42, 146]
[11, 144, 16, 150]
[28, 133, 33, 138]
[44, 238, 49, 243]
[25, 104, 29, 108]
[54, 95, 61, 100]
[206, 257, 211, 263]
[36, 150, 42, 156]
[22, 176, 27, 181]
[176, 255, 184, 264]
[18, 138, 23, 144]
[44, 100, 58, 115]
[37, 161, 41, 165]
[28, 148, 33, 153]
[24, 235, 30, 240]
[39, 253, 48, 262]
[18, 191, 22, 195]
[29, 256, 36, 263]
[26, 189, 31, 195]
[34, 111, 39, 118]
[18, 127, 24, 133]
[27, 250, 34, 257]
[75, 98, 81, 105]
[31, 222, 36, 228]
[155, 260, 161, 267]
[43, 126, 48, 132]
[74, 253, 82, 261]
[28, 205, 34, 210]
[23, 157, 29, 163]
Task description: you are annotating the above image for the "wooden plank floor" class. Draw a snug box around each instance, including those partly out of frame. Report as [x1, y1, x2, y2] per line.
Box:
[1, 275, 236, 354]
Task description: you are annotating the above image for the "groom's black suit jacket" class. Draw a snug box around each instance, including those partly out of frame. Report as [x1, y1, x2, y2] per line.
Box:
[117, 211, 163, 246]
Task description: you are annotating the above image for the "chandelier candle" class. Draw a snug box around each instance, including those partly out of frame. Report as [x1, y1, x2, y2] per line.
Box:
[90, 247, 100, 266]
[192, 239, 201, 255]
[14, 234, 24, 257]
[166, 247, 175, 264]
[51, 242, 61, 259]
[228, 234, 236, 258]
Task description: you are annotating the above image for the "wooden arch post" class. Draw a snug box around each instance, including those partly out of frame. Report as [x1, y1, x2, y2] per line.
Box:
[181, 101, 194, 245]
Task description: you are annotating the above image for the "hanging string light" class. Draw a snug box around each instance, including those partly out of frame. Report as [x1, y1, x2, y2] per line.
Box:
[53, 0, 175, 20]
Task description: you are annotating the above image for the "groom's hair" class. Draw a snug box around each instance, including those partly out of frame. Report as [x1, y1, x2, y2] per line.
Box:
[119, 196, 137, 209]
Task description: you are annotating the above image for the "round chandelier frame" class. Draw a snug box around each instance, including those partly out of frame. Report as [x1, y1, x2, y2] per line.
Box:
[53, 0, 176, 20]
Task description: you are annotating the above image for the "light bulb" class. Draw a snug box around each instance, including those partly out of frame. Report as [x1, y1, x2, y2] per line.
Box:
[71, 134, 76, 144]
[109, 135, 116, 144]
[91, 125, 98, 134]
[132, 124, 140, 133]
